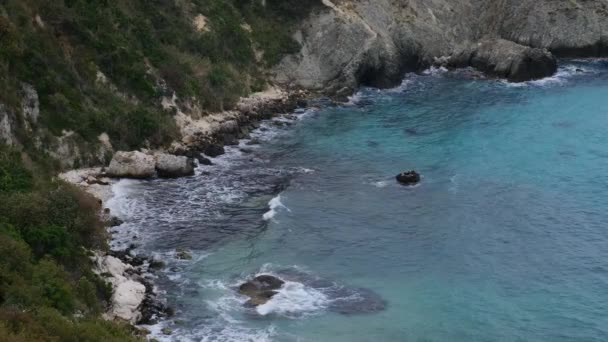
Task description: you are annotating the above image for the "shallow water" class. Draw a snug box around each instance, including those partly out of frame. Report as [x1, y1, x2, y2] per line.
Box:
[108, 61, 608, 341]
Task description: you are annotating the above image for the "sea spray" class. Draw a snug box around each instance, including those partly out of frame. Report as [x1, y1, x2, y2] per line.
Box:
[256, 281, 329, 317]
[263, 195, 290, 221]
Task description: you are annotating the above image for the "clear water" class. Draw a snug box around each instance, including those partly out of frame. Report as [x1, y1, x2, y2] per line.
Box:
[108, 61, 608, 341]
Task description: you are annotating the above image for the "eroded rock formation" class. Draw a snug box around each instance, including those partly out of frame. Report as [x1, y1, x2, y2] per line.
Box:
[273, 0, 608, 93]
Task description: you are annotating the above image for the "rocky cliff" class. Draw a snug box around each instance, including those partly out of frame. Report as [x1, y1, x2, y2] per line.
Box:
[1, 0, 607, 168]
[273, 0, 608, 94]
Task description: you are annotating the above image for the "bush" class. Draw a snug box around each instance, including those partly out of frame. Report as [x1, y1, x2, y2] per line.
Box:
[0, 148, 33, 193]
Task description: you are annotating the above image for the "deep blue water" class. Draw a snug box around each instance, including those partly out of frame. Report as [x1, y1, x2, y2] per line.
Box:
[109, 61, 608, 341]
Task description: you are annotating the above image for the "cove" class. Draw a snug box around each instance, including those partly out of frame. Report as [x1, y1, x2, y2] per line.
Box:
[108, 61, 608, 342]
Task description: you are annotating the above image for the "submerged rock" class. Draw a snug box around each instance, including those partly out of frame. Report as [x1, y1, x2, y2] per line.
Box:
[175, 248, 192, 260]
[396, 170, 421, 185]
[107, 151, 156, 179]
[273, 268, 387, 315]
[155, 153, 195, 178]
[238, 275, 285, 306]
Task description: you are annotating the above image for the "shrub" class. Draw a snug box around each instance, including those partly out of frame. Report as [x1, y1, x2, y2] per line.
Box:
[0, 148, 33, 193]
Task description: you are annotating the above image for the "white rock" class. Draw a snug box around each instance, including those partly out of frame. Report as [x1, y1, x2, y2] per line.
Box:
[93, 254, 146, 323]
[155, 153, 195, 178]
[107, 151, 156, 178]
[193, 14, 209, 32]
[112, 280, 146, 322]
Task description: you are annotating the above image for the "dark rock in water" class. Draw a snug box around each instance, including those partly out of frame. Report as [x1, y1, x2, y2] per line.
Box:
[238, 274, 285, 306]
[138, 297, 174, 325]
[246, 138, 261, 146]
[196, 154, 213, 166]
[106, 216, 124, 227]
[204, 143, 225, 157]
[576, 68, 584, 73]
[130, 254, 147, 267]
[149, 259, 165, 270]
[396, 170, 421, 185]
[449, 39, 557, 82]
[329, 287, 387, 315]
[297, 99, 308, 108]
[175, 248, 192, 260]
[403, 128, 419, 136]
[240, 147, 254, 154]
[223, 135, 240, 146]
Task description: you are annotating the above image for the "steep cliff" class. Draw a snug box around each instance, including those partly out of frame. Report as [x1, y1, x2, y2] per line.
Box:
[1, 0, 607, 164]
[273, 0, 608, 94]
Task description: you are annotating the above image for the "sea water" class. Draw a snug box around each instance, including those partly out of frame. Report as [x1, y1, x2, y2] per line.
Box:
[108, 61, 608, 341]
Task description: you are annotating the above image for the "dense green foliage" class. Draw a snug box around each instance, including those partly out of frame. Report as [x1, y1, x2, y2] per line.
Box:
[0, 1, 322, 340]
[0, 0, 321, 153]
[0, 145, 140, 341]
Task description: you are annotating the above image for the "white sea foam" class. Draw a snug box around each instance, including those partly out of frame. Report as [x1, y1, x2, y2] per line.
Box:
[422, 66, 448, 75]
[294, 167, 315, 174]
[374, 180, 389, 188]
[346, 91, 364, 105]
[263, 195, 290, 221]
[199, 325, 277, 342]
[105, 178, 137, 218]
[386, 79, 413, 93]
[503, 64, 593, 88]
[256, 281, 329, 317]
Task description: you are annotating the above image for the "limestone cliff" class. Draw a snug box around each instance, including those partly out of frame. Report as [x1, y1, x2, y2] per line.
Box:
[273, 0, 608, 94]
[1, 0, 607, 167]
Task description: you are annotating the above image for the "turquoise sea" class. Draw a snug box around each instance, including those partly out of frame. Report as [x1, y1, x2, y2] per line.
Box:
[109, 61, 608, 341]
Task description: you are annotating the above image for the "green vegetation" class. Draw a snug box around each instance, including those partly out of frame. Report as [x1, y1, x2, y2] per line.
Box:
[0, 146, 141, 341]
[0, 1, 322, 340]
[0, 0, 321, 154]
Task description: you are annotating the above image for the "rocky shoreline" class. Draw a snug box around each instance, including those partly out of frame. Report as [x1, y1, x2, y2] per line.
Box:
[58, 88, 311, 334]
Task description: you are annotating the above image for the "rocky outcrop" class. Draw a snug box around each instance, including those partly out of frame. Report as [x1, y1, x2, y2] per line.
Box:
[0, 105, 17, 146]
[94, 254, 146, 323]
[174, 88, 307, 154]
[449, 39, 557, 82]
[396, 170, 421, 185]
[238, 275, 285, 306]
[273, 0, 608, 92]
[487, 0, 608, 57]
[107, 151, 156, 179]
[154, 154, 195, 178]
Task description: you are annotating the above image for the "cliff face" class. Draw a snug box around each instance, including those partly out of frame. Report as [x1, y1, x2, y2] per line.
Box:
[273, 0, 608, 94]
[0, 0, 321, 168]
[1, 0, 607, 168]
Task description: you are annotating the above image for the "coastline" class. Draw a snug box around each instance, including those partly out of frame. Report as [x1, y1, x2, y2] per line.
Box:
[55, 60, 606, 340]
[58, 87, 315, 335]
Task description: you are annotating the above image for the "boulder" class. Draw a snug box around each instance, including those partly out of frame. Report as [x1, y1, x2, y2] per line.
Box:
[196, 154, 213, 165]
[449, 39, 557, 82]
[238, 275, 285, 306]
[396, 170, 421, 185]
[204, 143, 225, 157]
[107, 151, 156, 179]
[155, 154, 195, 178]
